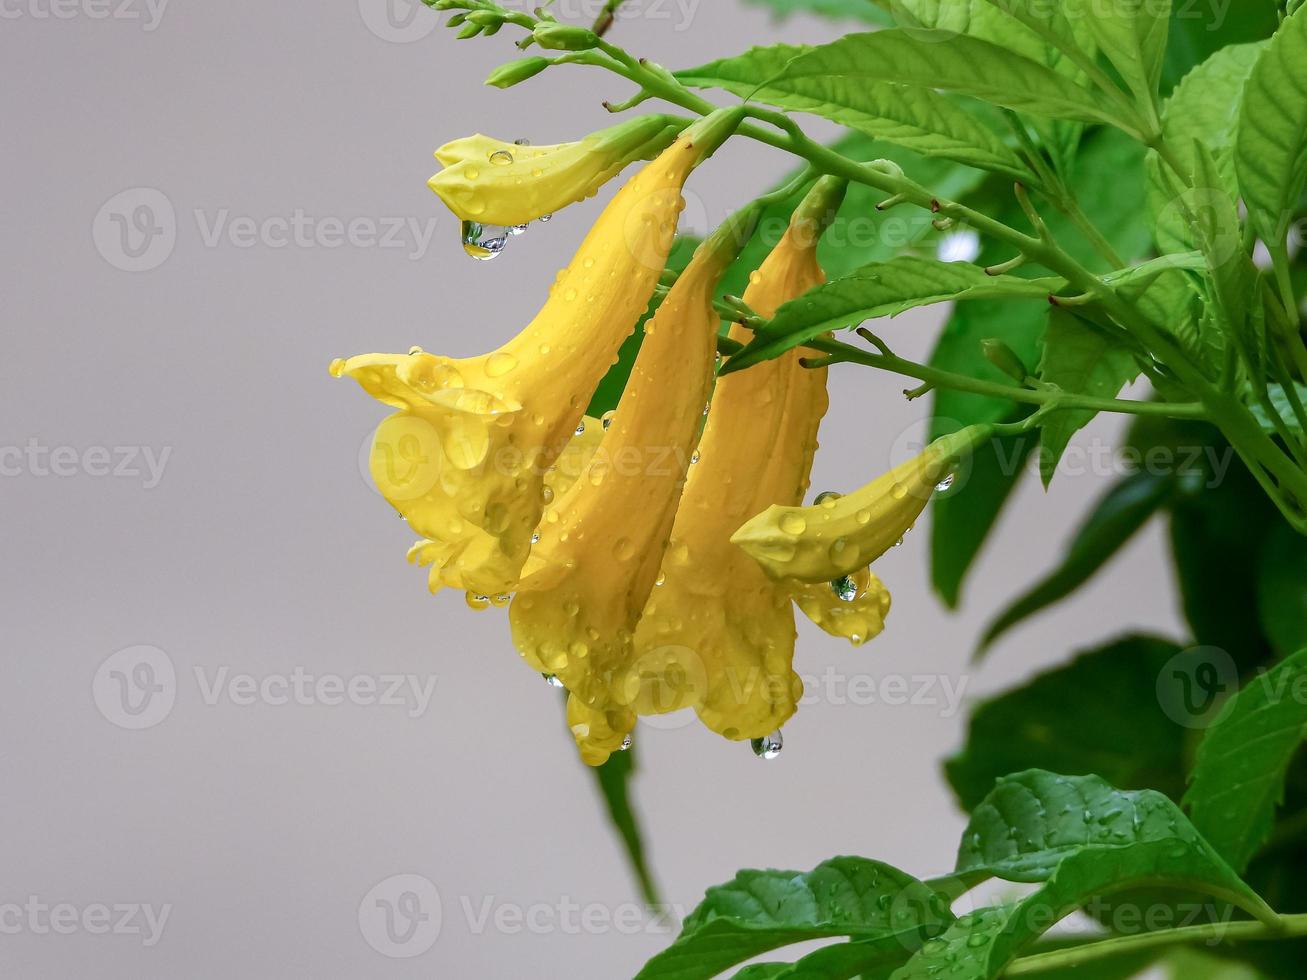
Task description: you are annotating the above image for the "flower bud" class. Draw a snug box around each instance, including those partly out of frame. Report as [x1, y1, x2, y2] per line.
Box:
[485, 55, 551, 89]
[981, 338, 1029, 382]
[531, 23, 599, 50]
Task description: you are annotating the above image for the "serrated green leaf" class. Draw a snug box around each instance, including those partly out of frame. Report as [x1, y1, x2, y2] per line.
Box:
[1257, 522, 1307, 657]
[724, 257, 1059, 373]
[1186, 648, 1307, 872]
[634, 857, 951, 980]
[1076, 0, 1172, 107]
[977, 471, 1173, 656]
[677, 46, 1031, 178]
[1161, 0, 1280, 95]
[776, 30, 1132, 131]
[1037, 307, 1141, 486]
[946, 635, 1187, 811]
[732, 941, 902, 980]
[888, 905, 1014, 980]
[1237, 5, 1307, 253]
[1148, 42, 1264, 254]
[931, 426, 1036, 607]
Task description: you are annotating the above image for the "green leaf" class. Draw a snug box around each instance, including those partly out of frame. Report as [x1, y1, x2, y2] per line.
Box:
[1148, 42, 1264, 254]
[1257, 522, 1307, 657]
[1161, 0, 1280, 95]
[1237, 5, 1307, 252]
[775, 30, 1131, 131]
[724, 257, 1059, 373]
[1186, 648, 1307, 872]
[931, 427, 1036, 607]
[977, 472, 1173, 656]
[677, 46, 1032, 178]
[1076, 0, 1172, 107]
[945, 635, 1187, 811]
[634, 857, 951, 980]
[888, 905, 1015, 980]
[1037, 307, 1141, 486]
[742, 0, 894, 24]
[1250, 382, 1307, 440]
[732, 941, 902, 979]
[589, 745, 659, 905]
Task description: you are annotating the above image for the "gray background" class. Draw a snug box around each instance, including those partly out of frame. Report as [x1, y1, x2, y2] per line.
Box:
[0, 0, 1181, 976]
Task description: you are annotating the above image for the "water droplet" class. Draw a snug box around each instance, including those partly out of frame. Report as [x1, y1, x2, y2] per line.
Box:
[539, 213, 552, 222]
[831, 575, 858, 602]
[575, 421, 586, 436]
[408, 345, 425, 356]
[751, 730, 783, 759]
[328, 358, 346, 378]
[601, 410, 616, 430]
[779, 512, 807, 535]
[966, 933, 991, 948]
[465, 593, 492, 611]
[463, 165, 480, 180]
[690, 450, 700, 464]
[612, 537, 635, 562]
[485, 351, 519, 377]
[815, 490, 842, 508]
[531, 531, 541, 544]
[890, 482, 907, 501]
[542, 673, 564, 688]
[513, 137, 531, 146]
[935, 473, 955, 492]
[489, 149, 514, 166]
[461, 220, 509, 260]
[619, 734, 632, 751]
[507, 222, 529, 237]
[654, 570, 666, 586]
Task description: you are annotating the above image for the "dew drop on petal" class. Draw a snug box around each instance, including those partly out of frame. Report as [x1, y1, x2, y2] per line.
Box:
[619, 734, 633, 751]
[531, 531, 541, 544]
[936, 473, 956, 493]
[815, 490, 841, 509]
[461, 220, 509, 260]
[575, 420, 587, 436]
[601, 410, 616, 431]
[750, 730, 783, 759]
[779, 512, 807, 535]
[890, 482, 907, 501]
[831, 575, 858, 602]
[488, 149, 514, 166]
[485, 351, 519, 378]
[542, 673, 564, 688]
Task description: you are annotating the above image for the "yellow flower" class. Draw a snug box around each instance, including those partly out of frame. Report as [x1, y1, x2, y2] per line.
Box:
[626, 178, 891, 745]
[429, 115, 685, 227]
[334, 109, 742, 596]
[508, 207, 752, 766]
[732, 424, 997, 584]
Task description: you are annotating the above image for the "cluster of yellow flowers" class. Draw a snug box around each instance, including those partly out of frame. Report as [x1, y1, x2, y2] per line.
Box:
[333, 109, 981, 764]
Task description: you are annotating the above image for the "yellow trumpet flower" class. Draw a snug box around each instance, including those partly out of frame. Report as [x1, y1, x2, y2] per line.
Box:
[732, 424, 997, 585]
[333, 108, 742, 596]
[509, 207, 755, 766]
[627, 178, 891, 745]
[429, 115, 685, 227]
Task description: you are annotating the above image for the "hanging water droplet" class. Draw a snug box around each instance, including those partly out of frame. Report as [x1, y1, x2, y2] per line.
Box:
[750, 730, 783, 759]
[831, 575, 858, 602]
[935, 473, 955, 492]
[538, 213, 553, 222]
[542, 673, 564, 688]
[489, 148, 514, 166]
[461, 220, 510, 260]
[507, 222, 529, 237]
[619, 734, 633, 751]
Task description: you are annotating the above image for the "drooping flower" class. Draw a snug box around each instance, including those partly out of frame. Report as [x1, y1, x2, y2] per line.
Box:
[625, 178, 891, 744]
[509, 205, 757, 766]
[732, 424, 997, 585]
[332, 109, 742, 597]
[429, 115, 685, 227]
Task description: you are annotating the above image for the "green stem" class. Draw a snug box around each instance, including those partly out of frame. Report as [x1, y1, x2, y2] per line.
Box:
[590, 0, 623, 36]
[1005, 913, 1307, 976]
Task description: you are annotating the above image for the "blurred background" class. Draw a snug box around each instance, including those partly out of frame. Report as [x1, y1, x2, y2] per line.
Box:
[0, 1, 1183, 976]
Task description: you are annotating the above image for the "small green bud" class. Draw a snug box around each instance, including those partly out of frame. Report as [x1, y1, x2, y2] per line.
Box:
[445, 11, 467, 26]
[981, 338, 1029, 382]
[532, 23, 600, 50]
[465, 10, 501, 26]
[485, 55, 552, 88]
[456, 21, 482, 38]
